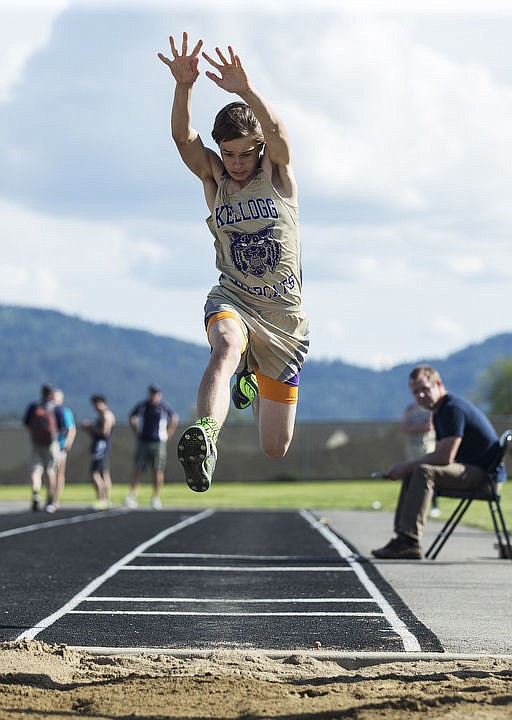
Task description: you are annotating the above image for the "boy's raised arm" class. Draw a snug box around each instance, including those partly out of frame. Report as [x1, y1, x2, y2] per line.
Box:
[158, 33, 213, 181]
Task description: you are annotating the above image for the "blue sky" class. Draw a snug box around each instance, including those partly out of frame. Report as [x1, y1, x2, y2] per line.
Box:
[1, 0, 511, 368]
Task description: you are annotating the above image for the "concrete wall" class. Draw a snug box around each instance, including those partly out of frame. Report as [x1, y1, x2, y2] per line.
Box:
[2, 418, 511, 486]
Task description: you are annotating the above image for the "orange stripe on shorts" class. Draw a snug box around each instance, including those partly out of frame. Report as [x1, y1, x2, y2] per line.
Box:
[256, 372, 299, 405]
[206, 311, 247, 353]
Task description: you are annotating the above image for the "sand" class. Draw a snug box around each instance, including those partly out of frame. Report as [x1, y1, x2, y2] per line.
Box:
[0, 640, 511, 718]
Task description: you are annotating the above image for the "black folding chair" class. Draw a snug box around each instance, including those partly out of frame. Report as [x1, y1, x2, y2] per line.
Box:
[425, 429, 512, 560]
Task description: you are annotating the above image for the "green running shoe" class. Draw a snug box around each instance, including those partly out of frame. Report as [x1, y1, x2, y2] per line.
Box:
[177, 424, 217, 492]
[231, 371, 258, 410]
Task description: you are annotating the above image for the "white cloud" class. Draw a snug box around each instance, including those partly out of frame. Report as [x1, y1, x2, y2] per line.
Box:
[301, 219, 512, 366]
[75, 0, 512, 13]
[431, 316, 465, 342]
[0, 1, 70, 102]
[446, 255, 484, 278]
[0, 197, 217, 343]
[279, 18, 512, 229]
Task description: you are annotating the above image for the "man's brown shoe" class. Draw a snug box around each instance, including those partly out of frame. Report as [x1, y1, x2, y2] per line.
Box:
[372, 537, 422, 560]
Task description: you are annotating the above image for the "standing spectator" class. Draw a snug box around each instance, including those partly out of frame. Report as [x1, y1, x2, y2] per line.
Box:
[23, 384, 64, 512]
[402, 399, 440, 517]
[124, 384, 179, 509]
[81, 395, 116, 510]
[49, 389, 77, 512]
[402, 400, 436, 461]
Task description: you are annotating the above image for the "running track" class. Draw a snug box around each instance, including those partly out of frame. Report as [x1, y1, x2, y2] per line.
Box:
[0, 507, 441, 653]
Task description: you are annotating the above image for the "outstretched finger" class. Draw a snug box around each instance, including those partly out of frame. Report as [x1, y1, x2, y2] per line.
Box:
[157, 52, 172, 68]
[215, 46, 230, 65]
[227, 45, 237, 64]
[204, 70, 220, 81]
[181, 30, 188, 55]
[169, 35, 179, 59]
[204, 70, 222, 87]
[190, 38, 204, 58]
[202, 51, 222, 70]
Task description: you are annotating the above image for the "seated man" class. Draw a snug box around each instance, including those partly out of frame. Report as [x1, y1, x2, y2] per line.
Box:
[372, 364, 505, 560]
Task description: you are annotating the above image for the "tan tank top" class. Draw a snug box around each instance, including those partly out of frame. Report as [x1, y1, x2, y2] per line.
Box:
[206, 169, 303, 312]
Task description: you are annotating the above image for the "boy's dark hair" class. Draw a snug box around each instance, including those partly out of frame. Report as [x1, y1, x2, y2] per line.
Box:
[90, 394, 106, 404]
[211, 102, 265, 145]
[41, 384, 53, 398]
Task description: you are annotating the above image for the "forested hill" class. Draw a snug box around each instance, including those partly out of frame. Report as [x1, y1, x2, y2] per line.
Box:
[1, 305, 511, 423]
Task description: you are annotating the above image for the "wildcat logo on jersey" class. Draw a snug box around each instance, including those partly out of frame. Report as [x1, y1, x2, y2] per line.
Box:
[228, 223, 281, 279]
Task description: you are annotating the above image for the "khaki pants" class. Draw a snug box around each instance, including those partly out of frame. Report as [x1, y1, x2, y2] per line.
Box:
[394, 463, 489, 542]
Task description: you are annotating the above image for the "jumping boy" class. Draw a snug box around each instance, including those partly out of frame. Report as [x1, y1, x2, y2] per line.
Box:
[158, 32, 309, 491]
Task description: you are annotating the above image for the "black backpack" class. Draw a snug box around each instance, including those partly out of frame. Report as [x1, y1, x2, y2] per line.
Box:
[29, 405, 57, 446]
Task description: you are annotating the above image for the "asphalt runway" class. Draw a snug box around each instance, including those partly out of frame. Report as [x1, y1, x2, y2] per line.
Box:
[0, 507, 441, 653]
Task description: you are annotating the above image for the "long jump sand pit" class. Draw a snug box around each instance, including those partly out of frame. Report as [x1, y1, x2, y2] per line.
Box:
[0, 640, 511, 719]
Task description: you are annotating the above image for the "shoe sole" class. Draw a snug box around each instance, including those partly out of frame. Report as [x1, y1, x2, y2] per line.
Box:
[371, 549, 422, 559]
[177, 426, 213, 493]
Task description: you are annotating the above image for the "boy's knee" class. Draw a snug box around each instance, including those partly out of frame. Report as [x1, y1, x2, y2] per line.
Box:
[211, 329, 244, 361]
[261, 435, 292, 459]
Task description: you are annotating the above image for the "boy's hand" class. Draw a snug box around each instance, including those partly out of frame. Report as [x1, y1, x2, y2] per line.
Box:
[202, 45, 250, 94]
[158, 32, 203, 86]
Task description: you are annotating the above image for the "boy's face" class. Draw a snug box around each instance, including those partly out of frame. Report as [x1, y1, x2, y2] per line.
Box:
[219, 136, 262, 186]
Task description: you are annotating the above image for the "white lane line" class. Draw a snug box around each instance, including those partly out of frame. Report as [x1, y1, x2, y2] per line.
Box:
[0, 510, 126, 539]
[15, 508, 215, 641]
[69, 610, 383, 617]
[120, 565, 353, 572]
[141, 553, 329, 560]
[84, 597, 376, 604]
[300, 510, 422, 652]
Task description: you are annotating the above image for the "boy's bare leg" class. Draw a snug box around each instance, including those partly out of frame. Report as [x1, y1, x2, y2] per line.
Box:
[30, 466, 43, 510]
[45, 467, 57, 506]
[53, 454, 66, 506]
[102, 472, 112, 503]
[257, 397, 297, 459]
[153, 469, 164, 497]
[128, 468, 141, 497]
[31, 467, 43, 495]
[91, 471, 102, 500]
[178, 317, 245, 492]
[195, 318, 246, 426]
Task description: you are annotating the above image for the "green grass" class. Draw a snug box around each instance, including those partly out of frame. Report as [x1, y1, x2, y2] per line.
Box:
[1, 479, 510, 534]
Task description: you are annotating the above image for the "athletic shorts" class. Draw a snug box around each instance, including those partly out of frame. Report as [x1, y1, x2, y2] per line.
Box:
[134, 440, 167, 472]
[204, 286, 309, 404]
[30, 442, 60, 474]
[91, 439, 111, 474]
